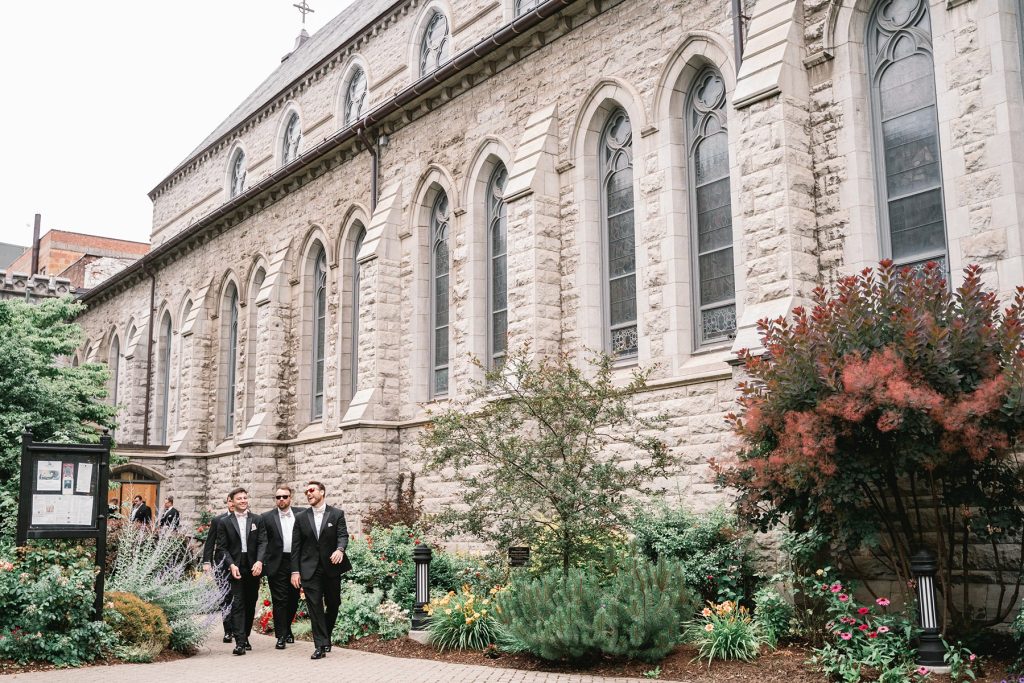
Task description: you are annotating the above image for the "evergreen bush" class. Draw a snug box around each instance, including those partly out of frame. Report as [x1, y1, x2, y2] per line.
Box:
[498, 557, 691, 662]
[104, 591, 171, 662]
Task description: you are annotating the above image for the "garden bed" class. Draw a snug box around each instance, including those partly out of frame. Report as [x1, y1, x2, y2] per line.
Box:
[0, 648, 190, 675]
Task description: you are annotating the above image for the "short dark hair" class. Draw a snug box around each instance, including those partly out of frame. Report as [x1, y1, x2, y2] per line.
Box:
[224, 493, 232, 503]
[307, 480, 326, 494]
[132, 495, 142, 502]
[228, 487, 248, 501]
[165, 495, 174, 504]
[275, 485, 294, 495]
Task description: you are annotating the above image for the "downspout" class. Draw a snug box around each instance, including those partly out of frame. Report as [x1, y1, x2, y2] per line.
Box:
[355, 126, 379, 211]
[731, 0, 745, 68]
[142, 270, 156, 446]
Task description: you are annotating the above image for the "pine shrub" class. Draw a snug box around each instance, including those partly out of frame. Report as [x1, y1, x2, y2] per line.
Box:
[104, 591, 171, 662]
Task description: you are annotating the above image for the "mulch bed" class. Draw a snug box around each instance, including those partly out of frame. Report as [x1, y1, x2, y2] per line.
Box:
[344, 635, 1020, 682]
[0, 648, 189, 675]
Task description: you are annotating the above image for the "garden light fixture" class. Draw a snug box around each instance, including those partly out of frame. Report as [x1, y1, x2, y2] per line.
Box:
[411, 543, 432, 630]
[911, 548, 949, 672]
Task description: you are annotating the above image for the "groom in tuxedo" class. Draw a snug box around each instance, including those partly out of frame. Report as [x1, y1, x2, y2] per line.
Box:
[216, 487, 267, 655]
[290, 480, 352, 660]
[262, 485, 303, 649]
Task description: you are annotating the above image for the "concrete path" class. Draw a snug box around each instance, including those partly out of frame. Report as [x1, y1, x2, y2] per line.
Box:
[4, 633, 655, 683]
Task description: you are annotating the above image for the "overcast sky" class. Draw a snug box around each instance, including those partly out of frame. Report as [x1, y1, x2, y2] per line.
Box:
[0, 0, 356, 248]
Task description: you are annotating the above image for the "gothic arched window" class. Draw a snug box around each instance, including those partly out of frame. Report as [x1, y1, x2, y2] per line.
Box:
[229, 150, 246, 198]
[600, 109, 637, 358]
[487, 164, 508, 368]
[867, 0, 947, 270]
[246, 267, 265, 426]
[156, 313, 173, 445]
[345, 68, 368, 126]
[223, 284, 239, 437]
[687, 67, 736, 346]
[420, 11, 450, 76]
[515, 0, 542, 15]
[282, 112, 301, 165]
[430, 192, 451, 396]
[351, 225, 366, 396]
[311, 247, 328, 420]
[108, 335, 120, 406]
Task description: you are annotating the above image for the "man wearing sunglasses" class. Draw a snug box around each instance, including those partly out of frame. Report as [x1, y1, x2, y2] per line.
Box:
[290, 480, 352, 660]
[262, 485, 303, 649]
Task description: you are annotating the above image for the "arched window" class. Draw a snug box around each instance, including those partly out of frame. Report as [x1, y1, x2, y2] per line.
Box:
[155, 313, 173, 445]
[108, 335, 120, 406]
[175, 299, 192, 435]
[282, 112, 302, 165]
[687, 67, 736, 346]
[351, 225, 366, 396]
[311, 247, 328, 420]
[867, 0, 946, 270]
[600, 109, 637, 358]
[487, 164, 508, 368]
[223, 284, 239, 437]
[246, 268, 266, 426]
[345, 67, 368, 126]
[420, 11, 450, 76]
[430, 192, 451, 396]
[229, 149, 247, 198]
[515, 0, 542, 15]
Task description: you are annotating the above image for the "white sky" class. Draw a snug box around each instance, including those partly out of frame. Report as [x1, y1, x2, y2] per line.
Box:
[0, 0, 356, 248]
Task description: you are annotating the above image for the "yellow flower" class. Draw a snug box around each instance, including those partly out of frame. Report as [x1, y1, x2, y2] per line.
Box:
[465, 617, 473, 625]
[704, 623, 715, 632]
[701, 607, 712, 617]
[445, 608, 452, 615]
[815, 569, 825, 576]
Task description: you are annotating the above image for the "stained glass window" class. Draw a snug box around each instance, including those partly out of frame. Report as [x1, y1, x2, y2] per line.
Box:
[225, 285, 239, 436]
[312, 247, 327, 419]
[487, 164, 508, 368]
[430, 193, 451, 395]
[282, 112, 301, 165]
[601, 109, 638, 358]
[346, 68, 367, 125]
[351, 225, 366, 396]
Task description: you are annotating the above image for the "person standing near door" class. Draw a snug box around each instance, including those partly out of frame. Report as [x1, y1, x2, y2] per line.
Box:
[128, 494, 152, 526]
[262, 485, 303, 649]
[216, 487, 266, 655]
[290, 480, 352, 660]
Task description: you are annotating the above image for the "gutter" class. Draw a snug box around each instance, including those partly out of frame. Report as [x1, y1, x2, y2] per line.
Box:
[82, 0, 578, 307]
[731, 0, 745, 68]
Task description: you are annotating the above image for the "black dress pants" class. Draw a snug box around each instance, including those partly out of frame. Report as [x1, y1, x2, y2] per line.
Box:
[268, 552, 299, 637]
[302, 566, 341, 648]
[228, 552, 261, 642]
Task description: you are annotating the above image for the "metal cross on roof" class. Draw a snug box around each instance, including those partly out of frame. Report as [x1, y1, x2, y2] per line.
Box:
[293, 0, 315, 25]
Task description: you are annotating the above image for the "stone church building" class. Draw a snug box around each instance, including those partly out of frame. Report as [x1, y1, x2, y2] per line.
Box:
[75, 0, 1024, 558]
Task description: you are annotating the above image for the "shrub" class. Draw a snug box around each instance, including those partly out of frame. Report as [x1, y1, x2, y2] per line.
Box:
[0, 545, 114, 666]
[687, 600, 761, 665]
[426, 585, 505, 651]
[630, 504, 759, 604]
[753, 585, 793, 647]
[104, 591, 171, 662]
[1012, 603, 1023, 674]
[376, 599, 410, 640]
[498, 557, 691, 662]
[332, 583, 384, 645]
[362, 473, 426, 534]
[107, 523, 224, 652]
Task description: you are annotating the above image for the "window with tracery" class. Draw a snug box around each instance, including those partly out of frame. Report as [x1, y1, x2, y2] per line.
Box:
[515, 0, 542, 15]
[229, 150, 246, 198]
[351, 225, 366, 396]
[156, 314, 173, 444]
[487, 164, 508, 368]
[600, 109, 637, 358]
[282, 112, 301, 165]
[311, 247, 327, 420]
[430, 193, 451, 396]
[224, 284, 239, 437]
[345, 68, 368, 125]
[420, 11, 450, 76]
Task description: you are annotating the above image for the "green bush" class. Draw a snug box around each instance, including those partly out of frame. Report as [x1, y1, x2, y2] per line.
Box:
[104, 591, 171, 662]
[498, 557, 691, 662]
[375, 599, 409, 640]
[687, 600, 762, 665]
[426, 585, 505, 651]
[753, 585, 793, 646]
[331, 583, 384, 645]
[629, 504, 759, 605]
[1012, 603, 1023, 675]
[0, 545, 115, 666]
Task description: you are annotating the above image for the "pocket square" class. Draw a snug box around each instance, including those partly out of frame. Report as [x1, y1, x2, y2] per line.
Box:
[251, 523, 257, 531]
[327, 522, 333, 528]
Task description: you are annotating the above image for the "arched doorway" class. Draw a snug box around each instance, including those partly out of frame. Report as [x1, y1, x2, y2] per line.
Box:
[109, 464, 165, 521]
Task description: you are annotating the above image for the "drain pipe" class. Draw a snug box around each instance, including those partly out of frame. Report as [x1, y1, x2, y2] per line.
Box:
[731, 0, 745, 68]
[142, 270, 156, 446]
[356, 126, 379, 211]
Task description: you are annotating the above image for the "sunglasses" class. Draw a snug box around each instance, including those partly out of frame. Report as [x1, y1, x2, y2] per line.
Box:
[305, 488, 318, 494]
[275, 495, 290, 500]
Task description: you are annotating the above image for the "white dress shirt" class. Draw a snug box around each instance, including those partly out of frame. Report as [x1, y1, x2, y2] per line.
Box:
[312, 503, 326, 539]
[279, 508, 295, 553]
[235, 512, 249, 553]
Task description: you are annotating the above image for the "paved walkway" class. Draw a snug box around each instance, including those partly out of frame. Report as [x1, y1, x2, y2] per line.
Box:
[4, 633, 655, 683]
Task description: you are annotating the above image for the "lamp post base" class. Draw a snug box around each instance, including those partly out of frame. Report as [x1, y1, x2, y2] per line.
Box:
[408, 629, 431, 645]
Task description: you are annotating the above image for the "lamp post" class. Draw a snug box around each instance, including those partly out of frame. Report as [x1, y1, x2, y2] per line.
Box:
[411, 544, 432, 630]
[911, 548, 948, 672]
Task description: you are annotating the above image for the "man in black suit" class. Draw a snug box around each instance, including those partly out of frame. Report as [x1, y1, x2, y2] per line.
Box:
[290, 480, 352, 660]
[215, 487, 267, 655]
[261, 485, 303, 649]
[158, 496, 180, 530]
[203, 495, 236, 643]
[128, 495, 152, 526]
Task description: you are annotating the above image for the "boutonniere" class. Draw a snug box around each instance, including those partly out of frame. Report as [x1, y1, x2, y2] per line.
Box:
[251, 523, 257, 531]
[327, 522, 334, 528]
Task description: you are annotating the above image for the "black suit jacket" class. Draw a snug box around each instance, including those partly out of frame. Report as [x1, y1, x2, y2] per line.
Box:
[158, 507, 180, 529]
[202, 512, 228, 566]
[130, 502, 152, 525]
[216, 511, 268, 570]
[261, 506, 305, 575]
[290, 505, 352, 580]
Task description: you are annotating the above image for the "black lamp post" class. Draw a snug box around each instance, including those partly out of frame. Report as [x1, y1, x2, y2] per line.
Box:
[411, 544, 432, 630]
[910, 548, 947, 671]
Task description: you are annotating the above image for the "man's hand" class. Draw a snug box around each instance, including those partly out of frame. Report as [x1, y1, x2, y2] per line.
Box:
[251, 561, 263, 577]
[291, 572, 301, 589]
[230, 564, 241, 580]
[329, 550, 344, 565]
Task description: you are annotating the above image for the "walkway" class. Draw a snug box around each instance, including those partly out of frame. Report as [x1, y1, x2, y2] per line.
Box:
[4, 633, 654, 683]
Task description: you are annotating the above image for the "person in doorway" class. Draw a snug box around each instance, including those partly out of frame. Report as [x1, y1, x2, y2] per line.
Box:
[216, 487, 266, 655]
[290, 480, 351, 660]
[108, 497, 121, 517]
[203, 494, 236, 642]
[262, 485, 303, 649]
[128, 495, 152, 526]
[158, 496, 180, 530]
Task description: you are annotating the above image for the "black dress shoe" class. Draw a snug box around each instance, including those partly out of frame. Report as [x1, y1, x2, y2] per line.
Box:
[275, 638, 286, 650]
[323, 644, 332, 652]
[310, 648, 325, 660]
[244, 640, 252, 650]
[223, 633, 234, 643]
[285, 633, 295, 644]
[232, 644, 246, 656]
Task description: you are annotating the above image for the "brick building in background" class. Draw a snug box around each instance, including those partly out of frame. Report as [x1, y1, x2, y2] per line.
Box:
[6, 229, 149, 292]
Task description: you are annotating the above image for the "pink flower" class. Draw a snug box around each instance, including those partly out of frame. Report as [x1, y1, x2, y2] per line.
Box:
[838, 594, 849, 602]
[868, 632, 878, 639]
[968, 654, 976, 662]
[858, 624, 869, 631]
[840, 632, 852, 640]
[916, 666, 929, 675]
[877, 626, 889, 633]
[830, 583, 843, 593]
[857, 607, 870, 615]
[876, 597, 890, 607]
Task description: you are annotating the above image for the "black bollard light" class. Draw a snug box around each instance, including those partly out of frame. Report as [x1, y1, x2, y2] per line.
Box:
[911, 548, 947, 670]
[411, 544, 432, 630]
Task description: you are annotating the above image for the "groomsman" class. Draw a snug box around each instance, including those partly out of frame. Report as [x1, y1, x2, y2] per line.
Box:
[216, 487, 267, 655]
[262, 485, 303, 649]
[291, 480, 352, 660]
[203, 494, 236, 643]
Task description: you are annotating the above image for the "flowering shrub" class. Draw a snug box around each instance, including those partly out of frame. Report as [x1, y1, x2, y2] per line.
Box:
[192, 507, 216, 543]
[687, 600, 762, 665]
[376, 599, 410, 640]
[104, 591, 171, 663]
[426, 585, 506, 652]
[715, 262, 1024, 629]
[1012, 603, 1024, 674]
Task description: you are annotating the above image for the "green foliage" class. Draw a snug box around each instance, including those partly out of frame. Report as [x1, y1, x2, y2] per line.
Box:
[0, 297, 117, 545]
[362, 472, 425, 534]
[630, 504, 760, 604]
[331, 583, 384, 645]
[426, 586, 505, 652]
[291, 619, 313, 640]
[527, 523, 628, 578]
[687, 600, 762, 665]
[0, 545, 115, 666]
[753, 585, 794, 647]
[716, 263, 1024, 629]
[1011, 603, 1024, 674]
[107, 524, 223, 652]
[942, 640, 978, 682]
[497, 557, 691, 663]
[420, 347, 674, 574]
[104, 591, 171, 662]
[375, 599, 410, 640]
